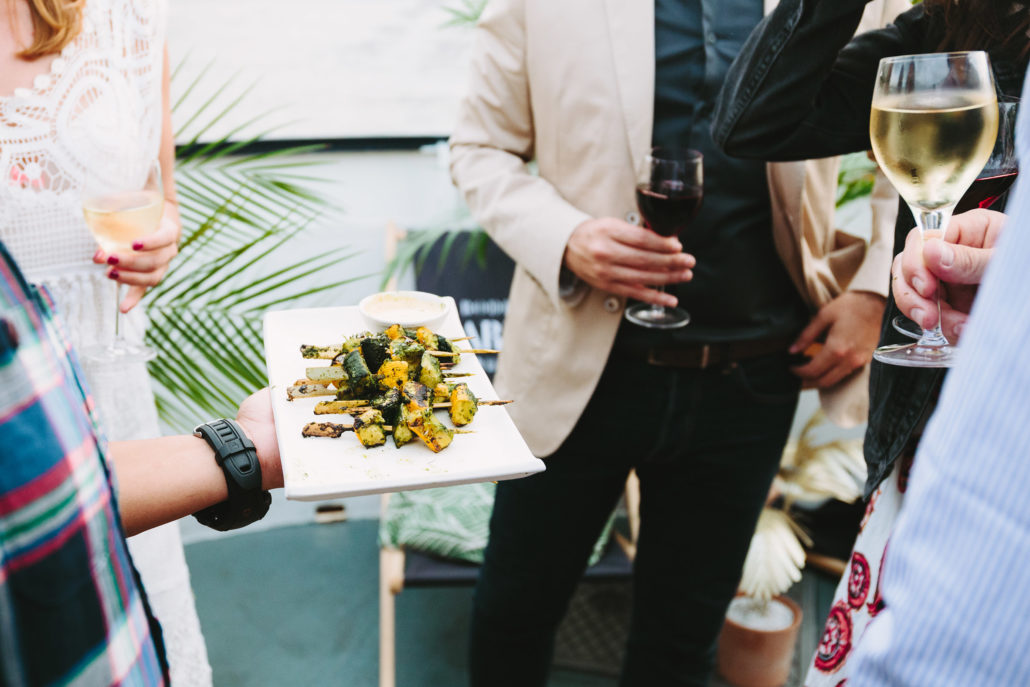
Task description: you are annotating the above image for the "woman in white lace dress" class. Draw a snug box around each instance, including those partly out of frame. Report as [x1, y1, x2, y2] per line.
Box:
[0, 1, 212, 684]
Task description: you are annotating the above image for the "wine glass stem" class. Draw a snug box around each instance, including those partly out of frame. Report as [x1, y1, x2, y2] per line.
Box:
[648, 284, 670, 318]
[112, 281, 125, 349]
[912, 207, 952, 348]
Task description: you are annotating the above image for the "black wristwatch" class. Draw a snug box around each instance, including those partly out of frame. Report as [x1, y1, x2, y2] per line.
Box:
[192, 419, 272, 531]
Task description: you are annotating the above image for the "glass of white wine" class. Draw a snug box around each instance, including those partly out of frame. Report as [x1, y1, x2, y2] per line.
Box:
[870, 51, 998, 368]
[81, 160, 164, 363]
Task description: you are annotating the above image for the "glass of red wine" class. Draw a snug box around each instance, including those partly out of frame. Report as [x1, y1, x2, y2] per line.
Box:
[624, 147, 703, 329]
[893, 96, 1019, 339]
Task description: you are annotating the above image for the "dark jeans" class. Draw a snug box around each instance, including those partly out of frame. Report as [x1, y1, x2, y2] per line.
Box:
[468, 351, 801, 687]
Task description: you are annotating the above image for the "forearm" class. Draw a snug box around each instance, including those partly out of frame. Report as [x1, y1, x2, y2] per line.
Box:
[110, 435, 227, 537]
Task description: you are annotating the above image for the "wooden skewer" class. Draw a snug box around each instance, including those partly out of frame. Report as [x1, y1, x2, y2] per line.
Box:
[319, 399, 513, 415]
[287, 383, 336, 401]
[443, 372, 475, 378]
[428, 349, 501, 357]
[449, 336, 473, 343]
[302, 421, 474, 437]
[314, 400, 372, 414]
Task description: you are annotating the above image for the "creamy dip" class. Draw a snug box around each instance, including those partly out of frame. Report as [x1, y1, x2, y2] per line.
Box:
[363, 292, 446, 325]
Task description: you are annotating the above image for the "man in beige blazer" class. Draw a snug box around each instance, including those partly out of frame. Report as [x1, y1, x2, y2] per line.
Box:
[449, 0, 906, 684]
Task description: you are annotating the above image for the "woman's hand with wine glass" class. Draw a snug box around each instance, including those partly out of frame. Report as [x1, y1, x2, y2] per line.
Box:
[892, 208, 1005, 342]
[563, 216, 696, 307]
[93, 202, 180, 313]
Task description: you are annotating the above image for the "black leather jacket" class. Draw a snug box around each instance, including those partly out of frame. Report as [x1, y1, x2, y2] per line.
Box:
[712, 0, 1027, 497]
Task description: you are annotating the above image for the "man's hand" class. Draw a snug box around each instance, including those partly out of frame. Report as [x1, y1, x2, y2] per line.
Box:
[563, 217, 695, 306]
[789, 291, 886, 389]
[236, 388, 283, 490]
[893, 209, 1004, 342]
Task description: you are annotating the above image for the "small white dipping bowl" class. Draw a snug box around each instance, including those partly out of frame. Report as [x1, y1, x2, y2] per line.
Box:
[358, 291, 449, 331]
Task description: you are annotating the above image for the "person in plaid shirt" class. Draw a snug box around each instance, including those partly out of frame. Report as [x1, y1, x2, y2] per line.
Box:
[0, 240, 281, 686]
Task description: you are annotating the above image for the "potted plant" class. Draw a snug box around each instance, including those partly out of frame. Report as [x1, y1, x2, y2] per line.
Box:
[716, 410, 866, 687]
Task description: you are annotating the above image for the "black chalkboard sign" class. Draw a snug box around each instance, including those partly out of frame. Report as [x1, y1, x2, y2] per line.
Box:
[413, 232, 515, 378]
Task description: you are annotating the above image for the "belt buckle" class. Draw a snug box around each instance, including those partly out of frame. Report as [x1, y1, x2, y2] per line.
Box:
[699, 344, 711, 370]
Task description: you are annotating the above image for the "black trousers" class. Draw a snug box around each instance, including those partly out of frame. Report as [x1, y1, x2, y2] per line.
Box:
[469, 351, 801, 687]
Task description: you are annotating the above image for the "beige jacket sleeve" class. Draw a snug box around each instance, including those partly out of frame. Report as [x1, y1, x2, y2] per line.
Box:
[448, 0, 590, 306]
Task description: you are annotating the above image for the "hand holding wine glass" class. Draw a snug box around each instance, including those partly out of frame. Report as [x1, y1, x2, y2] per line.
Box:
[892, 95, 1018, 339]
[870, 51, 998, 367]
[624, 147, 703, 329]
[82, 160, 164, 362]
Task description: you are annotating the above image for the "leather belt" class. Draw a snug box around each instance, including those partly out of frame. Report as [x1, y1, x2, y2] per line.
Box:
[622, 335, 797, 370]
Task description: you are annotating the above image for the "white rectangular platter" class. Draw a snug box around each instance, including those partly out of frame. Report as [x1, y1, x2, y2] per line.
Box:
[264, 301, 545, 501]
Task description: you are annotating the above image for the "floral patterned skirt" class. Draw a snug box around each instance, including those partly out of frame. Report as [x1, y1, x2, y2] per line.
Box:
[803, 450, 915, 687]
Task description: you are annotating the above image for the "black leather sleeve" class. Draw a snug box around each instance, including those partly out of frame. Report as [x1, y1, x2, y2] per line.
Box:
[712, 0, 930, 161]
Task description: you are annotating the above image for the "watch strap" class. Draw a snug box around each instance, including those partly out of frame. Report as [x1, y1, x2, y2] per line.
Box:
[192, 419, 271, 531]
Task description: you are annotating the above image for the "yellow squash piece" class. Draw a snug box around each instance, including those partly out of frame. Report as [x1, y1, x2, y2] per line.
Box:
[449, 383, 479, 426]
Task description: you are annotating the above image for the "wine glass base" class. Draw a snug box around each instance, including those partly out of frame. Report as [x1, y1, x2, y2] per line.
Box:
[873, 342, 956, 368]
[624, 303, 690, 329]
[82, 342, 157, 364]
[891, 315, 922, 340]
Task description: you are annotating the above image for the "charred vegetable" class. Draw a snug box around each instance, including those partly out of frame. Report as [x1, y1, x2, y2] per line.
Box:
[372, 388, 403, 426]
[449, 383, 478, 426]
[343, 349, 374, 396]
[392, 403, 415, 448]
[406, 407, 454, 452]
[390, 338, 425, 370]
[360, 334, 392, 373]
[419, 350, 444, 388]
[377, 360, 409, 391]
[353, 409, 387, 448]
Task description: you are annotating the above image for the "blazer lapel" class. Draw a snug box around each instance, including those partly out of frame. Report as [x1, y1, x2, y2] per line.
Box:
[602, 0, 655, 171]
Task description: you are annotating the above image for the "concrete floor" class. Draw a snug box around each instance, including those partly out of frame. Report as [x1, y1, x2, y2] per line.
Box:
[185, 519, 837, 687]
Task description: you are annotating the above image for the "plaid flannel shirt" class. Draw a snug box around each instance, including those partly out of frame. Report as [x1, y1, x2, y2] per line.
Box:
[0, 242, 167, 686]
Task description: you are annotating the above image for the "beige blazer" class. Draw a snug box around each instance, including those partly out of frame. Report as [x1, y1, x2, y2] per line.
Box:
[450, 0, 907, 456]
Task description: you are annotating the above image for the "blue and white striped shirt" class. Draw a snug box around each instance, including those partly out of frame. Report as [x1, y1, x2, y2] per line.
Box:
[851, 72, 1030, 686]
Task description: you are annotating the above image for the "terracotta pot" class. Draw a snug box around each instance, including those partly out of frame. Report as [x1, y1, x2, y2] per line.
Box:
[715, 594, 803, 687]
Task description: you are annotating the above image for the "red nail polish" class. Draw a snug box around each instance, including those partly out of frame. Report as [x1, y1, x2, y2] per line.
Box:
[107, 255, 119, 265]
[108, 269, 119, 280]
[132, 241, 144, 251]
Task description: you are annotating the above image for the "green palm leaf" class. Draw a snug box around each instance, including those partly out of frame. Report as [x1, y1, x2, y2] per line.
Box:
[146, 60, 355, 431]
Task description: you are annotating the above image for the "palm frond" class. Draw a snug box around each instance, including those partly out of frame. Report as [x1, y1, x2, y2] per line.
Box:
[146, 62, 353, 431]
[776, 409, 866, 506]
[441, 0, 488, 27]
[738, 508, 808, 602]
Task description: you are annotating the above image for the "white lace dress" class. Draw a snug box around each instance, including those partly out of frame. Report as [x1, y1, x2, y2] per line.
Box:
[0, 1, 212, 685]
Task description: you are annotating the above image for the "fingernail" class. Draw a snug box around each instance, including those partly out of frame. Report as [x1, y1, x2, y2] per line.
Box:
[912, 276, 925, 294]
[938, 244, 954, 267]
[132, 241, 144, 251]
[93, 249, 103, 261]
[788, 343, 800, 354]
[911, 308, 925, 325]
[108, 269, 119, 280]
[107, 255, 119, 265]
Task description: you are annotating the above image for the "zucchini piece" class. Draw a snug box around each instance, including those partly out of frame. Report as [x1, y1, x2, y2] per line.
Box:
[300, 344, 342, 359]
[360, 334, 392, 374]
[305, 366, 348, 384]
[401, 381, 432, 410]
[343, 349, 374, 396]
[390, 339, 425, 373]
[449, 383, 478, 426]
[415, 326, 440, 351]
[371, 388, 403, 426]
[437, 335, 460, 364]
[392, 403, 415, 448]
[419, 350, 444, 388]
[432, 383, 454, 404]
[406, 407, 454, 453]
[377, 360, 409, 391]
[353, 409, 387, 448]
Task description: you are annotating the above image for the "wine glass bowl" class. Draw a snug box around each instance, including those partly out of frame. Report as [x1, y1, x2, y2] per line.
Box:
[624, 147, 703, 330]
[81, 160, 163, 363]
[870, 51, 998, 368]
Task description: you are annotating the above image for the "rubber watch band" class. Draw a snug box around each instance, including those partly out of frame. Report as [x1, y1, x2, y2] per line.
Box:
[192, 419, 271, 531]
